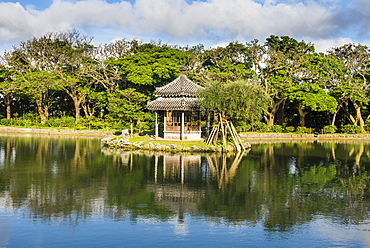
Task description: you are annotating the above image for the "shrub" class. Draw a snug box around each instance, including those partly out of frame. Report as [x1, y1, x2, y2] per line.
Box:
[268, 125, 283, 133]
[0, 118, 12, 126]
[340, 124, 362, 134]
[15, 118, 34, 127]
[136, 121, 151, 134]
[78, 117, 112, 130]
[251, 122, 268, 132]
[323, 125, 337, 134]
[296, 127, 313, 134]
[285, 126, 295, 133]
[59, 116, 76, 128]
[234, 122, 251, 132]
[44, 118, 60, 127]
[365, 120, 370, 132]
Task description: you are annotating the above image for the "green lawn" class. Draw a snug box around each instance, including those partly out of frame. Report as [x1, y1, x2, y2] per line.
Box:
[129, 136, 208, 147]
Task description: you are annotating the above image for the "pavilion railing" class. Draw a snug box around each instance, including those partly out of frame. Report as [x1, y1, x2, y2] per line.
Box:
[166, 125, 201, 132]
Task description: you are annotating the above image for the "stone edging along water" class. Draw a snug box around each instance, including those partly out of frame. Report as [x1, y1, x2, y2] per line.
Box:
[2, 126, 370, 151]
[101, 134, 251, 153]
[0, 126, 111, 136]
[239, 133, 370, 140]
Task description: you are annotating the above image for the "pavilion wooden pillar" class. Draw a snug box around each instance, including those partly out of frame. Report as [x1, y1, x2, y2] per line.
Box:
[155, 112, 159, 138]
[181, 111, 185, 140]
[164, 111, 167, 136]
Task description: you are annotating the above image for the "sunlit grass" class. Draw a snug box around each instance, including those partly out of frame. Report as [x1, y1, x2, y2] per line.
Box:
[129, 136, 208, 147]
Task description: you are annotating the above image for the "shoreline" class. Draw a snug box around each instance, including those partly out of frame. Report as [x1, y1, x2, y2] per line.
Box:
[0, 126, 370, 142]
[0, 126, 111, 137]
[240, 132, 370, 141]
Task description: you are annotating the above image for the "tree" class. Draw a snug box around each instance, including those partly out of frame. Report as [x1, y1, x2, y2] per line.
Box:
[249, 36, 315, 127]
[106, 88, 149, 135]
[284, 53, 341, 127]
[199, 80, 269, 124]
[328, 44, 370, 132]
[0, 64, 18, 119]
[109, 43, 190, 96]
[83, 39, 140, 94]
[49, 31, 95, 122]
[18, 70, 60, 123]
[287, 83, 337, 127]
[196, 42, 255, 83]
[4, 42, 62, 123]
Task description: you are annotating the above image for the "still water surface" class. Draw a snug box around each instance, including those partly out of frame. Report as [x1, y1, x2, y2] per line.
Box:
[0, 136, 369, 247]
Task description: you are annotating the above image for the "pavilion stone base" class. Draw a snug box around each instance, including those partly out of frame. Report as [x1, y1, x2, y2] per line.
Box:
[164, 131, 202, 140]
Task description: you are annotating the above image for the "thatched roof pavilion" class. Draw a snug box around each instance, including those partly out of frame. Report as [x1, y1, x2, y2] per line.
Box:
[147, 71, 204, 140]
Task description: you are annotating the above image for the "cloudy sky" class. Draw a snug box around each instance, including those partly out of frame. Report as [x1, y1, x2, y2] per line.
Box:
[0, 0, 369, 53]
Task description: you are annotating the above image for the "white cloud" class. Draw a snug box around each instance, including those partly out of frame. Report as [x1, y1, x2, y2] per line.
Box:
[0, 0, 368, 51]
[310, 37, 354, 53]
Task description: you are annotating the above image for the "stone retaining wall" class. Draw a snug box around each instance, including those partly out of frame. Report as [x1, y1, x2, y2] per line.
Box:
[0, 127, 111, 136]
[240, 133, 370, 142]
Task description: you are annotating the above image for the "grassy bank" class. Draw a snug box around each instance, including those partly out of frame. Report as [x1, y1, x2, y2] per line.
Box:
[129, 136, 208, 147]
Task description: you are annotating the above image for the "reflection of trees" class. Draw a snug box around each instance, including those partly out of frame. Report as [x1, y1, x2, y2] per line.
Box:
[198, 142, 370, 232]
[0, 138, 369, 232]
[206, 152, 245, 189]
[0, 136, 108, 224]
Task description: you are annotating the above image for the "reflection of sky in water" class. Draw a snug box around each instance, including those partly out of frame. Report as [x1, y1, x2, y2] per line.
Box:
[0, 147, 16, 168]
[288, 157, 298, 175]
[0, 209, 368, 247]
[311, 217, 370, 247]
[0, 214, 11, 247]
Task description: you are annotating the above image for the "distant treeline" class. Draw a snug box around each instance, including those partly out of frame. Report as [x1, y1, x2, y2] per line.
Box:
[0, 30, 369, 134]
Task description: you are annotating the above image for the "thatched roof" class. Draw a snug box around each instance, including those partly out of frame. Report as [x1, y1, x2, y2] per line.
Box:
[155, 73, 203, 97]
[147, 72, 203, 111]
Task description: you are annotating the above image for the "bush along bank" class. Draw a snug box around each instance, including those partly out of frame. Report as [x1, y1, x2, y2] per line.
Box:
[101, 133, 251, 153]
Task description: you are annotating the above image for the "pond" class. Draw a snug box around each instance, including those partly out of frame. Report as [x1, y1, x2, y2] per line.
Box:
[0, 135, 369, 247]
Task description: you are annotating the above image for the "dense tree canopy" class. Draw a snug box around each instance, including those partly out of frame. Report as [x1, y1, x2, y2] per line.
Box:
[1, 31, 370, 134]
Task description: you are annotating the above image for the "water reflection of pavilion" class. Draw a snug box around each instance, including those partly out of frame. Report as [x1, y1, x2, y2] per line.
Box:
[147, 153, 205, 217]
[101, 148, 246, 226]
[146, 152, 246, 222]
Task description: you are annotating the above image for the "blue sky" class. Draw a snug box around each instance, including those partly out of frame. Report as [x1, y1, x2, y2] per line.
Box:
[0, 0, 368, 53]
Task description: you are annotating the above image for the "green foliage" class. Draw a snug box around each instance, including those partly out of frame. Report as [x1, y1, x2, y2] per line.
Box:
[78, 116, 112, 130]
[0, 118, 12, 126]
[106, 88, 148, 125]
[287, 83, 337, 113]
[109, 43, 188, 94]
[285, 126, 295, 133]
[250, 122, 268, 132]
[2, 32, 370, 134]
[234, 121, 251, 132]
[44, 116, 76, 128]
[299, 164, 337, 188]
[340, 125, 362, 134]
[199, 80, 269, 123]
[296, 126, 313, 134]
[198, 42, 255, 82]
[268, 125, 283, 133]
[323, 125, 337, 134]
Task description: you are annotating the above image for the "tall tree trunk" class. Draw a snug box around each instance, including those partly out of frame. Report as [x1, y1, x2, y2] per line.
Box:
[72, 97, 81, 122]
[35, 97, 49, 124]
[265, 113, 275, 127]
[3, 93, 13, 119]
[277, 99, 286, 126]
[342, 101, 356, 125]
[331, 103, 342, 126]
[265, 98, 285, 127]
[298, 103, 306, 127]
[353, 102, 366, 133]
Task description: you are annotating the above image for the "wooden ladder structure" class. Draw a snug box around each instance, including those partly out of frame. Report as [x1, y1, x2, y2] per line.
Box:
[205, 114, 246, 152]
